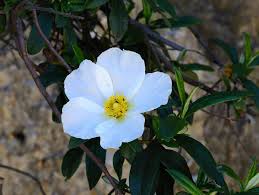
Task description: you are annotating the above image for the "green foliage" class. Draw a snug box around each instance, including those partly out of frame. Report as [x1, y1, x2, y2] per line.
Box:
[109, 0, 128, 40]
[152, 115, 187, 141]
[61, 147, 84, 180]
[113, 150, 124, 180]
[186, 91, 252, 117]
[167, 169, 204, 195]
[68, 137, 87, 149]
[84, 138, 106, 189]
[120, 140, 142, 164]
[175, 135, 228, 192]
[27, 13, 53, 55]
[212, 38, 239, 64]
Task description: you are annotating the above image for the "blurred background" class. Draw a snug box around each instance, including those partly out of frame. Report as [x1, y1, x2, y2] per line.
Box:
[0, 0, 259, 194]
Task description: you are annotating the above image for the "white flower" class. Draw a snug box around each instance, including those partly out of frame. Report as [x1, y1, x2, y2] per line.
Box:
[61, 48, 172, 149]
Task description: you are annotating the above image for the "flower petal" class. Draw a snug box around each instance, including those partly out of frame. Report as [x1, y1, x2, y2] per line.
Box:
[64, 60, 113, 105]
[131, 72, 172, 113]
[61, 97, 105, 139]
[95, 114, 145, 149]
[97, 48, 145, 99]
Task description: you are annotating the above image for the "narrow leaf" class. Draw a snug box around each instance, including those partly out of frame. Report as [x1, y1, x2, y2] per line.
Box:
[244, 33, 252, 63]
[166, 169, 203, 195]
[212, 38, 239, 64]
[245, 173, 259, 191]
[72, 44, 85, 64]
[244, 159, 258, 187]
[186, 91, 252, 117]
[248, 55, 259, 67]
[175, 134, 228, 191]
[181, 87, 199, 118]
[175, 68, 186, 105]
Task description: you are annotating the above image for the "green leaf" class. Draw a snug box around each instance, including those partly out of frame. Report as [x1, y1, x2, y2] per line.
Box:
[235, 187, 259, 195]
[0, 14, 6, 33]
[244, 159, 258, 187]
[217, 164, 242, 187]
[39, 64, 67, 88]
[175, 134, 228, 191]
[212, 38, 239, 64]
[245, 173, 259, 191]
[61, 147, 84, 180]
[142, 0, 152, 23]
[175, 68, 186, 105]
[186, 91, 252, 117]
[68, 137, 87, 149]
[52, 91, 68, 123]
[67, 0, 86, 12]
[152, 0, 176, 17]
[180, 63, 214, 72]
[244, 33, 252, 64]
[129, 142, 161, 195]
[166, 169, 204, 195]
[72, 44, 85, 64]
[120, 140, 142, 163]
[196, 168, 209, 187]
[181, 87, 199, 118]
[63, 21, 77, 51]
[85, 138, 106, 190]
[55, 15, 69, 28]
[27, 13, 53, 55]
[153, 115, 187, 142]
[161, 149, 193, 180]
[85, 0, 109, 9]
[109, 0, 128, 40]
[151, 16, 202, 29]
[113, 150, 124, 180]
[248, 55, 259, 67]
[156, 167, 175, 195]
[242, 79, 259, 109]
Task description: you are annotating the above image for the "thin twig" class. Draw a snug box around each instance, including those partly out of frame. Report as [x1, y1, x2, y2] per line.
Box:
[189, 27, 223, 68]
[27, 5, 84, 20]
[0, 164, 46, 195]
[129, 19, 185, 51]
[201, 109, 237, 122]
[11, 16, 61, 121]
[152, 45, 216, 93]
[79, 144, 123, 195]
[31, 9, 72, 73]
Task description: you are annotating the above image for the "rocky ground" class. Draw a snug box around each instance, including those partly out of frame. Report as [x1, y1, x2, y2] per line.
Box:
[1, 0, 259, 194]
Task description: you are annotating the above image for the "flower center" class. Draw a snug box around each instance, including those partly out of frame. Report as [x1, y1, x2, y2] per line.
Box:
[104, 95, 129, 119]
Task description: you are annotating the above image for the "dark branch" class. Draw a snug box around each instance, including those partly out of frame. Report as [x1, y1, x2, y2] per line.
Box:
[31, 9, 72, 73]
[0, 164, 46, 195]
[27, 5, 84, 20]
[129, 19, 185, 51]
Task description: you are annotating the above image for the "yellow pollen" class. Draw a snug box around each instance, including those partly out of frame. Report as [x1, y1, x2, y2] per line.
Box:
[104, 95, 129, 119]
[223, 64, 233, 78]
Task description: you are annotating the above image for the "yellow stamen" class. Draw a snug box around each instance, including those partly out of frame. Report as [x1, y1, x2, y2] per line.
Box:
[223, 64, 233, 78]
[104, 95, 129, 119]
